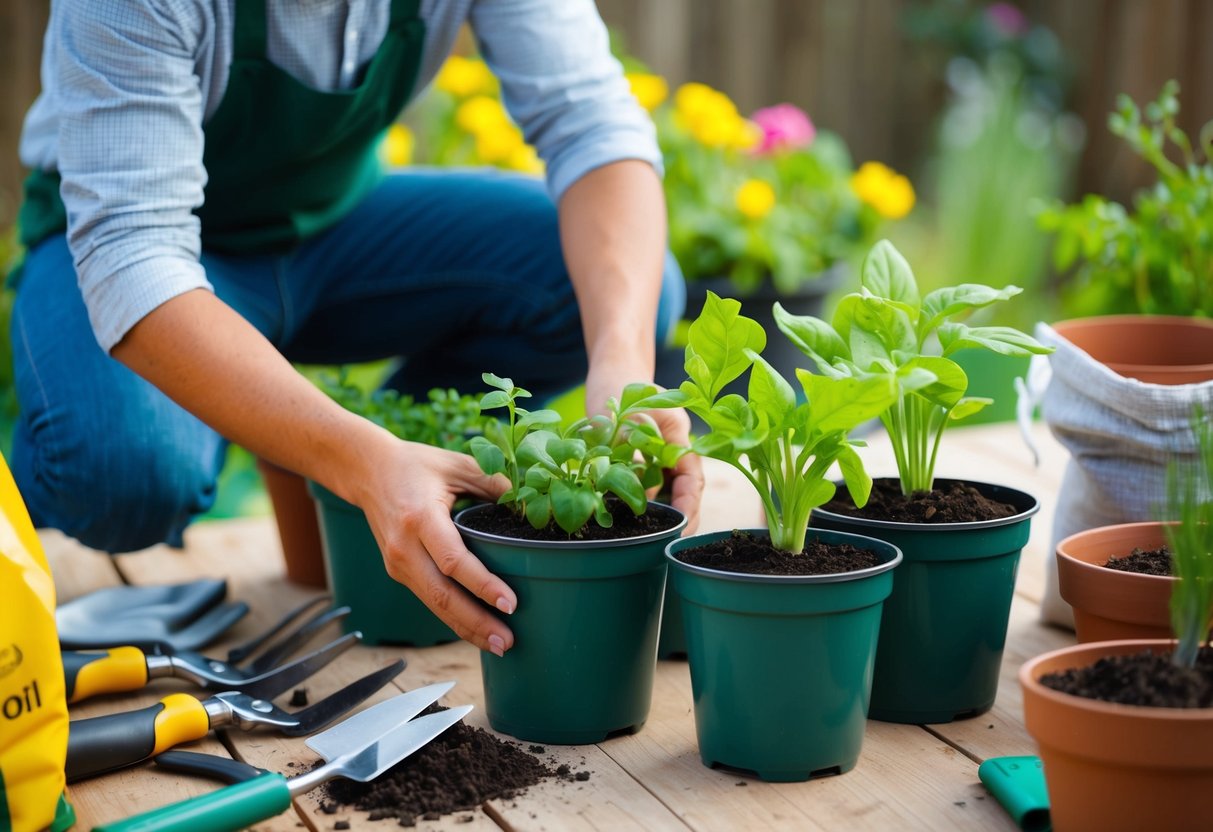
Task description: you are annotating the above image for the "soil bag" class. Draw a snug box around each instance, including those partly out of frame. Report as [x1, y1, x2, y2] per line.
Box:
[0, 452, 74, 831]
[1022, 322, 1213, 627]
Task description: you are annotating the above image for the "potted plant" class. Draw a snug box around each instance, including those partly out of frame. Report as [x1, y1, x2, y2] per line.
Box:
[308, 375, 488, 646]
[1030, 81, 1213, 627]
[661, 292, 902, 781]
[776, 239, 1051, 723]
[1055, 520, 1178, 643]
[454, 373, 687, 744]
[1021, 410, 1213, 832]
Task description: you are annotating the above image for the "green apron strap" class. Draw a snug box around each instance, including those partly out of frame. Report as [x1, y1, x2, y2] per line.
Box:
[389, 0, 421, 26]
[232, 0, 268, 60]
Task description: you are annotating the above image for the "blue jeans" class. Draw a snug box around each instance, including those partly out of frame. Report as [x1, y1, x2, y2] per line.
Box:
[11, 170, 685, 553]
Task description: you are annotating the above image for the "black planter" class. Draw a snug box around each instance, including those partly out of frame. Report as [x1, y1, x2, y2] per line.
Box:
[657, 264, 848, 399]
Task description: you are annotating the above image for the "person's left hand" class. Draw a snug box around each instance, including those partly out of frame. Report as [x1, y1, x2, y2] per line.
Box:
[585, 364, 703, 535]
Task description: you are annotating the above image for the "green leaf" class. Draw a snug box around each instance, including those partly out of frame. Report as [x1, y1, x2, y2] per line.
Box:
[835, 445, 872, 508]
[618, 383, 661, 413]
[548, 438, 587, 467]
[861, 239, 920, 308]
[685, 292, 767, 399]
[798, 371, 898, 435]
[550, 479, 596, 534]
[481, 372, 513, 392]
[938, 323, 1053, 357]
[949, 398, 992, 421]
[524, 466, 553, 490]
[745, 349, 796, 427]
[772, 303, 850, 373]
[479, 390, 512, 411]
[599, 463, 647, 514]
[467, 436, 506, 476]
[901, 356, 967, 410]
[516, 430, 559, 470]
[919, 284, 1022, 336]
[525, 494, 552, 529]
[833, 294, 914, 370]
[517, 409, 563, 428]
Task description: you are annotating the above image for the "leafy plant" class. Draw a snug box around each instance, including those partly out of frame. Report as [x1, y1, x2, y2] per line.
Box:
[773, 240, 1052, 496]
[1166, 406, 1213, 669]
[467, 373, 686, 535]
[1038, 80, 1213, 318]
[318, 369, 485, 451]
[668, 293, 898, 553]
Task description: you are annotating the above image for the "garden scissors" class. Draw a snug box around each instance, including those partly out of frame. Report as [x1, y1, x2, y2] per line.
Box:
[65, 659, 404, 782]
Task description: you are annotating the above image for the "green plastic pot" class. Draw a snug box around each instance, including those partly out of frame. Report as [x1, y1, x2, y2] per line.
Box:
[666, 528, 901, 782]
[308, 481, 456, 647]
[812, 479, 1039, 724]
[454, 503, 686, 745]
[657, 581, 687, 658]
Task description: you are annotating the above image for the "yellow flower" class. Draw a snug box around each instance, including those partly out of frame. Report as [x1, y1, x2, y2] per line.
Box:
[455, 95, 509, 136]
[380, 124, 414, 167]
[735, 179, 776, 220]
[475, 123, 524, 164]
[435, 55, 497, 98]
[730, 119, 764, 152]
[626, 72, 669, 112]
[850, 162, 916, 219]
[506, 144, 544, 175]
[673, 83, 753, 149]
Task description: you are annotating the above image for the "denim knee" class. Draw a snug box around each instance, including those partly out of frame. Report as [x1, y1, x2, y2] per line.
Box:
[12, 408, 222, 554]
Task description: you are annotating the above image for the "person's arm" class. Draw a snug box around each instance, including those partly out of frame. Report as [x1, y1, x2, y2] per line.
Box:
[559, 161, 703, 532]
[472, 0, 704, 529]
[57, 2, 516, 654]
[111, 291, 518, 655]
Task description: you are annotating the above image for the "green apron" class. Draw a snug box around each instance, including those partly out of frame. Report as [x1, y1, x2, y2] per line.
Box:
[18, 0, 425, 255]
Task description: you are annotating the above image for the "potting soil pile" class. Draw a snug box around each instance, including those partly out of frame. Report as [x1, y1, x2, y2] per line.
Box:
[317, 710, 586, 826]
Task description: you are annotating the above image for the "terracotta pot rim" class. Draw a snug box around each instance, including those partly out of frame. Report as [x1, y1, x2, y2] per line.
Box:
[1050, 316, 1213, 375]
[1056, 521, 1176, 585]
[1020, 639, 1213, 720]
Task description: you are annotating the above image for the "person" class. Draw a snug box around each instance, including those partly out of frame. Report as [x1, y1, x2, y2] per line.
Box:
[12, 0, 704, 657]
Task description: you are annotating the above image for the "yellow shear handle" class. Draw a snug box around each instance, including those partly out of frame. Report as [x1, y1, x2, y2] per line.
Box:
[153, 693, 212, 755]
[64, 646, 149, 704]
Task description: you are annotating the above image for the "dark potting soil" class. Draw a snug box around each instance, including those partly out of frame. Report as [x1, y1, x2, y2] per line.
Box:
[1040, 647, 1213, 708]
[318, 707, 590, 826]
[1103, 545, 1173, 576]
[674, 530, 880, 576]
[823, 478, 1017, 523]
[460, 500, 681, 542]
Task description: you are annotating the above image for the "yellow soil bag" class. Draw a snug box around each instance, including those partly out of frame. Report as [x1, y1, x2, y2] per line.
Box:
[0, 453, 73, 832]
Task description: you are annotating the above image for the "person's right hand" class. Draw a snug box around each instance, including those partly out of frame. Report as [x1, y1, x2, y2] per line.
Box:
[346, 433, 515, 656]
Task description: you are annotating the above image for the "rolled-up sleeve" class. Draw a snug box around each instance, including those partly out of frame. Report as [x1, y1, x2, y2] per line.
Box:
[56, 0, 211, 352]
[468, 0, 662, 201]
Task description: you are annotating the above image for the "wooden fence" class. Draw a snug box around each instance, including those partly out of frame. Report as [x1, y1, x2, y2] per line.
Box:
[3, 0, 1211, 228]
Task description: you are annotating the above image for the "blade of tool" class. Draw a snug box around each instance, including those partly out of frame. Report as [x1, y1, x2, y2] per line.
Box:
[306, 680, 455, 761]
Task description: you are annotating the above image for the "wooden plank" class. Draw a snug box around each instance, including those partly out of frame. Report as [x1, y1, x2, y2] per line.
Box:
[926, 594, 1074, 763]
[601, 661, 1016, 830]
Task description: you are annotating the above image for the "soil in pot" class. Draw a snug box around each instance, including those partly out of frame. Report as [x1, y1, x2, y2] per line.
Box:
[1104, 545, 1172, 576]
[1039, 647, 1213, 708]
[673, 530, 880, 575]
[459, 501, 681, 542]
[317, 707, 591, 826]
[823, 478, 1017, 523]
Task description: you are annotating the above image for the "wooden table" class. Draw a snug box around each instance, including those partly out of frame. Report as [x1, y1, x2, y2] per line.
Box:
[47, 420, 1077, 831]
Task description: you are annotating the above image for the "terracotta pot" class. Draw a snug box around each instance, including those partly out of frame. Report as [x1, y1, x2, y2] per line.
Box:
[256, 458, 327, 588]
[1056, 521, 1175, 642]
[1021, 640, 1213, 832]
[1051, 315, 1213, 384]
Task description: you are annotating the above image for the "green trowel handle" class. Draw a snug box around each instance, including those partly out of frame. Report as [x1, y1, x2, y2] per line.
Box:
[92, 772, 291, 832]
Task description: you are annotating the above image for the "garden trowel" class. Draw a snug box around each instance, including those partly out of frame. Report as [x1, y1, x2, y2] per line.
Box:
[92, 681, 470, 832]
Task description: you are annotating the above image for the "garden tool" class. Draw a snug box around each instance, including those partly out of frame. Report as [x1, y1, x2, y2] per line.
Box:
[223, 594, 338, 666]
[65, 658, 405, 782]
[91, 683, 469, 832]
[978, 756, 1051, 832]
[57, 579, 248, 652]
[62, 628, 358, 704]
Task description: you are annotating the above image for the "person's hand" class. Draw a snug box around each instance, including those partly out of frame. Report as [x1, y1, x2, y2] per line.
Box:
[585, 365, 704, 535]
[348, 435, 516, 655]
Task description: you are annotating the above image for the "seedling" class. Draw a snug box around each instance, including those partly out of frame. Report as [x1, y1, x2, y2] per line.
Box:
[467, 373, 686, 535]
[1166, 407, 1213, 669]
[667, 293, 897, 553]
[773, 239, 1052, 496]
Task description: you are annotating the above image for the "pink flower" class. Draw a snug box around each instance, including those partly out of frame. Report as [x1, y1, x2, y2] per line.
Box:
[750, 103, 815, 155]
[985, 2, 1028, 37]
